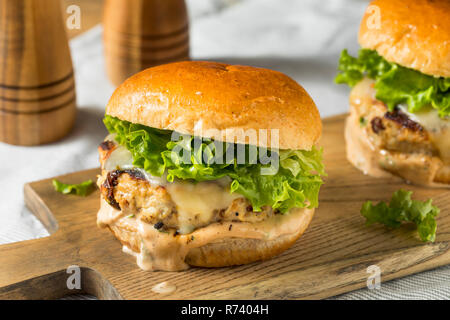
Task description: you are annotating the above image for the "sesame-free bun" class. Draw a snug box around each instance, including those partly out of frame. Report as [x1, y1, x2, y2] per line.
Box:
[106, 61, 321, 150]
[359, 0, 450, 78]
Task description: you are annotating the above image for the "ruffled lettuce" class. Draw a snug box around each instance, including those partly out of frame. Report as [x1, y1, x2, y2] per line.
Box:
[104, 115, 325, 213]
[335, 49, 450, 117]
[52, 179, 95, 196]
[361, 189, 440, 242]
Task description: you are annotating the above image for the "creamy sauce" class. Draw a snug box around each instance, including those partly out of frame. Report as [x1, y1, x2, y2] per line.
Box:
[347, 79, 392, 178]
[345, 114, 391, 178]
[97, 199, 314, 271]
[97, 199, 126, 227]
[151, 282, 177, 294]
[122, 245, 138, 257]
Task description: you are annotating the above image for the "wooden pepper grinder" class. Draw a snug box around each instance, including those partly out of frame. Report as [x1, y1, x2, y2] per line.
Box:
[103, 0, 190, 86]
[0, 0, 76, 146]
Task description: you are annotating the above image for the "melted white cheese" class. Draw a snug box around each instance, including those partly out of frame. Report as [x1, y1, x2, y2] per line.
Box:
[104, 145, 134, 171]
[103, 143, 167, 185]
[166, 180, 241, 234]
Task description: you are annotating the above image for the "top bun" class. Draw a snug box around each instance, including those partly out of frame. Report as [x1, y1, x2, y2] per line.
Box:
[106, 61, 321, 150]
[359, 0, 450, 78]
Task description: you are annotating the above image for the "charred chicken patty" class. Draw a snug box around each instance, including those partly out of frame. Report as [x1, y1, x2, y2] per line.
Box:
[347, 78, 449, 185]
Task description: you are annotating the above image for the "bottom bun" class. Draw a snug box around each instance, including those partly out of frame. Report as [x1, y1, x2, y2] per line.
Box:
[99, 199, 315, 270]
[185, 230, 307, 267]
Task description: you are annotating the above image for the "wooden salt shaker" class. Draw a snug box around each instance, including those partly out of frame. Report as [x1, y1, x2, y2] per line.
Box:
[103, 0, 190, 86]
[0, 0, 76, 146]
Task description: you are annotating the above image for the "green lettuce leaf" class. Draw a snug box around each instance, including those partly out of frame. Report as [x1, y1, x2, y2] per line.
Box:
[335, 49, 450, 117]
[361, 189, 440, 242]
[104, 115, 325, 213]
[52, 179, 95, 197]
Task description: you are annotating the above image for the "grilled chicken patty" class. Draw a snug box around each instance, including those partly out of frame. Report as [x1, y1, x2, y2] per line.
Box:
[348, 78, 449, 185]
[356, 96, 436, 156]
[97, 140, 280, 232]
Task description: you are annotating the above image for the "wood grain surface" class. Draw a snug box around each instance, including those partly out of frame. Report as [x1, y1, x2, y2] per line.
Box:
[103, 0, 190, 86]
[0, 0, 76, 145]
[0, 114, 449, 299]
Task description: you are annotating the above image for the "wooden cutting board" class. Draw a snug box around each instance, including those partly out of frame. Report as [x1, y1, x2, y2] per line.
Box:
[1, 114, 449, 300]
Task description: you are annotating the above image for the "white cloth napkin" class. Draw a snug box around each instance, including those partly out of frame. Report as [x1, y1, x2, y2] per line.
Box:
[1, 0, 448, 299]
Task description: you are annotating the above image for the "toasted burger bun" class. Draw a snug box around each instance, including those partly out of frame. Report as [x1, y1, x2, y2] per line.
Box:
[359, 0, 450, 78]
[99, 199, 315, 270]
[106, 61, 321, 150]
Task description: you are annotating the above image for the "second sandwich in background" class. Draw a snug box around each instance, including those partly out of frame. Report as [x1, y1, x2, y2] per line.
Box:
[336, 0, 449, 187]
